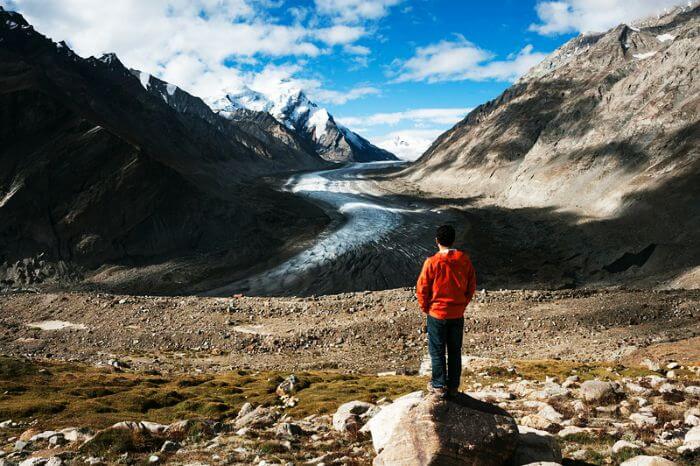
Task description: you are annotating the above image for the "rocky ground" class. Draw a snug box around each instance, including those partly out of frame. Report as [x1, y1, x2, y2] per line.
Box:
[0, 288, 698, 373]
[0, 288, 699, 465]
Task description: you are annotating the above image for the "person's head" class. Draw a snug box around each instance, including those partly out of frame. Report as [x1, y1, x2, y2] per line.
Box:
[435, 224, 456, 248]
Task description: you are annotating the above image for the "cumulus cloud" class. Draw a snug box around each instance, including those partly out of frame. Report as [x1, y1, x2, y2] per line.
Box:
[390, 36, 547, 83]
[529, 0, 687, 35]
[314, 0, 403, 24]
[5, 0, 377, 101]
[339, 108, 470, 127]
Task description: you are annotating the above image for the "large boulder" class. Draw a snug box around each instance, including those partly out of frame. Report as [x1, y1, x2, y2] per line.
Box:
[677, 425, 700, 455]
[332, 400, 377, 432]
[512, 426, 562, 465]
[362, 391, 424, 452]
[579, 380, 616, 403]
[619, 456, 677, 466]
[371, 392, 518, 466]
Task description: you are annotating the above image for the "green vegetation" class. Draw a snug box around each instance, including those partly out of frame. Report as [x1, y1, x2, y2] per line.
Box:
[0, 356, 424, 429]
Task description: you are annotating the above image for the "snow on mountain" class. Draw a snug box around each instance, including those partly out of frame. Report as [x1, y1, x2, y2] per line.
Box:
[210, 86, 397, 163]
[375, 130, 444, 161]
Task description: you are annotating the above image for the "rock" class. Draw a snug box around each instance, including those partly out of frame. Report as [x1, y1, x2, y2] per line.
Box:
[557, 426, 588, 438]
[160, 440, 180, 453]
[275, 375, 299, 397]
[512, 426, 562, 465]
[332, 401, 376, 432]
[163, 419, 214, 440]
[619, 456, 677, 466]
[677, 425, 700, 455]
[0, 420, 13, 429]
[667, 362, 680, 370]
[579, 380, 616, 403]
[537, 405, 564, 424]
[275, 423, 303, 438]
[612, 440, 642, 454]
[642, 359, 662, 372]
[361, 391, 424, 452]
[45, 458, 62, 466]
[630, 413, 658, 428]
[465, 390, 514, 402]
[685, 408, 700, 427]
[530, 384, 570, 401]
[111, 421, 167, 434]
[685, 386, 700, 397]
[233, 405, 279, 430]
[520, 415, 555, 431]
[373, 392, 518, 466]
[60, 427, 93, 443]
[18, 459, 48, 466]
[148, 454, 160, 464]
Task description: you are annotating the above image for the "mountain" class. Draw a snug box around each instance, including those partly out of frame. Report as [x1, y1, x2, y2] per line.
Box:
[212, 87, 398, 163]
[400, 4, 699, 287]
[0, 8, 328, 293]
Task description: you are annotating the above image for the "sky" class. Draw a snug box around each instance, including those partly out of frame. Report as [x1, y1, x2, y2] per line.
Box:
[3, 0, 687, 159]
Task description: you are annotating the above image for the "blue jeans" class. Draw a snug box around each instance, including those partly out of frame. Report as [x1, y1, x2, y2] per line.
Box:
[427, 315, 464, 389]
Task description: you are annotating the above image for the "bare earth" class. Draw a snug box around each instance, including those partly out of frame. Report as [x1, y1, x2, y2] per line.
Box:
[2, 288, 698, 374]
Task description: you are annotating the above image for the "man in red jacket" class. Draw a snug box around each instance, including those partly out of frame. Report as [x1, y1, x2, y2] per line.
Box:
[417, 225, 477, 397]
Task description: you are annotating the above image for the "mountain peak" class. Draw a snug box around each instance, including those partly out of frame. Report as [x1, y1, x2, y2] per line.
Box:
[210, 86, 396, 163]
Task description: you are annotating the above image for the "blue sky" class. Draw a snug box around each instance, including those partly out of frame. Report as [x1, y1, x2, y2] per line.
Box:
[4, 0, 685, 158]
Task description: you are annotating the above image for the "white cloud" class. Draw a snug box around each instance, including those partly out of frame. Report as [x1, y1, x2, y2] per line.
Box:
[314, 0, 403, 24]
[338, 108, 470, 127]
[373, 129, 445, 161]
[5, 0, 376, 101]
[315, 25, 366, 45]
[391, 36, 547, 83]
[530, 0, 687, 35]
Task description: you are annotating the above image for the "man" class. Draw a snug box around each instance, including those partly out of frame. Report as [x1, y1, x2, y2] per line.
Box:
[416, 225, 477, 397]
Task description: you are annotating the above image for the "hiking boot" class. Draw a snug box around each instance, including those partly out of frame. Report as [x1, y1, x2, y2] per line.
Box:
[427, 382, 448, 398]
[447, 387, 460, 398]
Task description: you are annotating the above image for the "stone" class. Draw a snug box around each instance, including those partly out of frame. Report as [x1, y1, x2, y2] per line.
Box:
[465, 390, 514, 402]
[557, 426, 588, 438]
[537, 405, 564, 424]
[630, 413, 658, 428]
[275, 423, 303, 438]
[110, 421, 167, 434]
[373, 392, 518, 466]
[520, 415, 555, 431]
[333, 401, 376, 432]
[619, 456, 677, 466]
[579, 380, 616, 403]
[233, 405, 279, 430]
[362, 391, 424, 452]
[612, 440, 642, 454]
[45, 458, 62, 466]
[148, 454, 160, 464]
[677, 425, 700, 455]
[60, 427, 93, 443]
[512, 426, 563, 465]
[684, 386, 700, 397]
[18, 459, 49, 466]
[275, 375, 299, 397]
[685, 408, 700, 426]
[641, 359, 661, 372]
[160, 440, 179, 453]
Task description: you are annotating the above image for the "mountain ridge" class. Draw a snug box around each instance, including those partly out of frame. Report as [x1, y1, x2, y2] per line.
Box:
[212, 86, 398, 163]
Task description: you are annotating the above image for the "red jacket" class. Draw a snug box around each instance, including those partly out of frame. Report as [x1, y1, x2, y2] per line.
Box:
[416, 249, 477, 319]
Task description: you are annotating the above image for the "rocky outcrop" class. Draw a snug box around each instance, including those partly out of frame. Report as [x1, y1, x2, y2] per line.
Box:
[400, 4, 700, 288]
[369, 391, 519, 466]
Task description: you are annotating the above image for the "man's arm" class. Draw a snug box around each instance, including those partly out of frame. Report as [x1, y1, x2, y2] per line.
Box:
[464, 260, 477, 305]
[416, 259, 434, 314]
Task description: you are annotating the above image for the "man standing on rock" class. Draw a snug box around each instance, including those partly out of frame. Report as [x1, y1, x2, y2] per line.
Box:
[417, 225, 477, 397]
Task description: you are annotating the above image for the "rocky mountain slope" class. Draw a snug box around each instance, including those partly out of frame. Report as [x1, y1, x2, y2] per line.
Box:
[399, 4, 700, 288]
[212, 87, 398, 163]
[0, 8, 328, 293]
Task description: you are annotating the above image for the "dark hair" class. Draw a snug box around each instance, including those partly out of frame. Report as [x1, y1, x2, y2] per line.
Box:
[436, 225, 455, 247]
